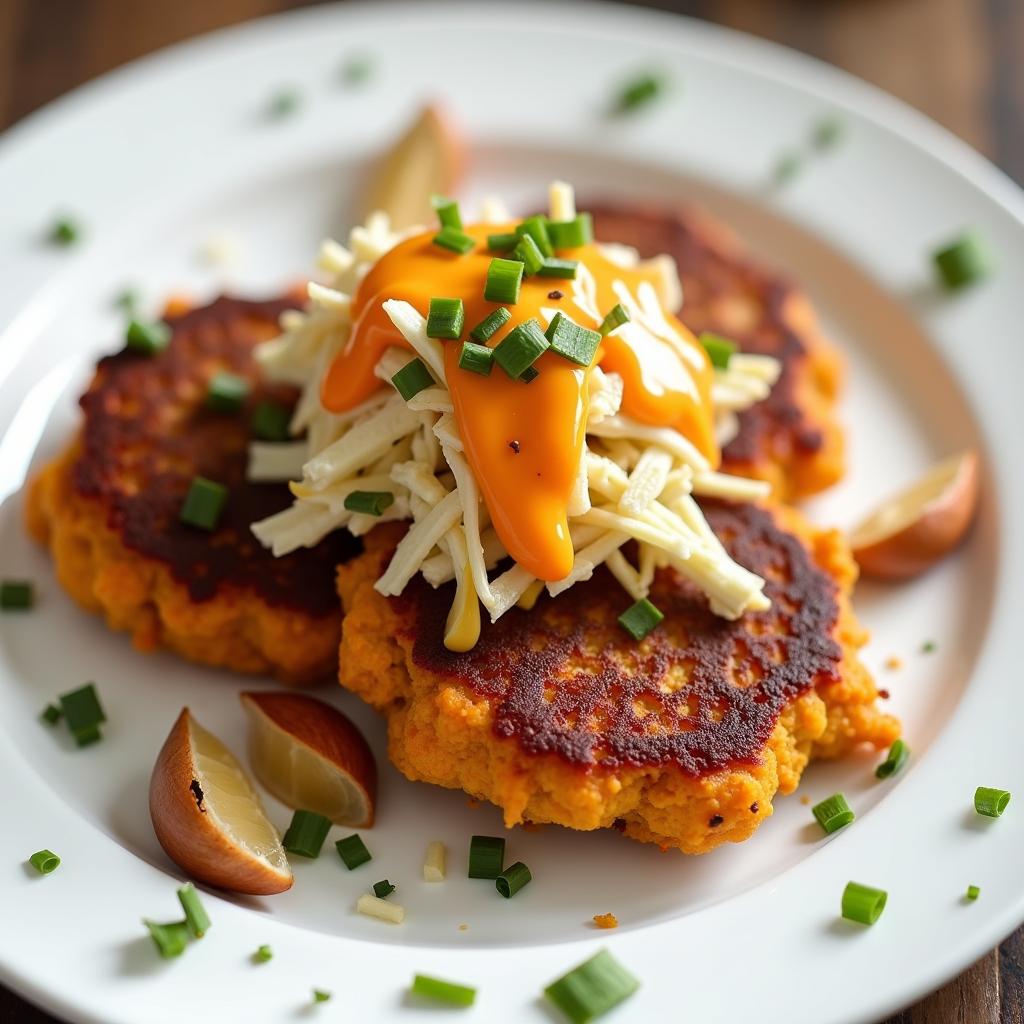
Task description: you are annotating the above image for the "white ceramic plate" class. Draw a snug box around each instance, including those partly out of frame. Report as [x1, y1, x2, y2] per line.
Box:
[1, 3, 1021, 1022]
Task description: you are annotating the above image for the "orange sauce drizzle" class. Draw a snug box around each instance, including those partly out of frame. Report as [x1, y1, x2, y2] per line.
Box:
[321, 224, 716, 582]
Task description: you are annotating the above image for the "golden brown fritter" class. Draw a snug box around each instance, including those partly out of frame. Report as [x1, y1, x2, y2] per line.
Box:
[337, 505, 897, 854]
[26, 295, 361, 685]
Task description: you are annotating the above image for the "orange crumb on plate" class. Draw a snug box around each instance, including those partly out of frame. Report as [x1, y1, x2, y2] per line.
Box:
[593, 913, 618, 929]
[885, 656, 903, 671]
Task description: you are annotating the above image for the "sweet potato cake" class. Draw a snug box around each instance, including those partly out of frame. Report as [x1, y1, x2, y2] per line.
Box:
[27, 295, 360, 685]
[338, 503, 896, 854]
[589, 203, 844, 501]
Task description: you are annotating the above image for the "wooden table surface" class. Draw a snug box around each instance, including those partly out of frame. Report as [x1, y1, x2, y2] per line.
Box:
[2, 1, 1021, 1021]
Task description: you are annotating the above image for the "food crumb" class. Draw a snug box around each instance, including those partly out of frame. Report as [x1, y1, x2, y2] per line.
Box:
[593, 913, 618, 929]
[921, 640, 937, 654]
[547, 290, 564, 300]
[458, 923, 469, 931]
[884, 656, 903, 671]
[800, 794, 811, 806]
[508, 440, 521, 454]
[877, 688, 891, 700]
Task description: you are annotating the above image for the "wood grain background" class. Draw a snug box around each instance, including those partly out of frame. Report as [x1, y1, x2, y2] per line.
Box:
[2, 1, 1021, 1021]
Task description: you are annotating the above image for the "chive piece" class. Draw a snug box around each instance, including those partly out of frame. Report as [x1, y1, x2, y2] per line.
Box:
[125, 319, 170, 356]
[875, 739, 910, 779]
[933, 231, 992, 291]
[431, 196, 462, 231]
[180, 476, 228, 531]
[426, 296, 465, 339]
[267, 88, 301, 119]
[312, 989, 331, 1003]
[0, 580, 34, 610]
[41, 704, 62, 725]
[698, 331, 738, 369]
[114, 287, 140, 315]
[206, 371, 250, 413]
[28, 850, 60, 875]
[391, 357, 435, 401]
[496, 861, 532, 898]
[537, 257, 579, 279]
[614, 73, 665, 114]
[411, 974, 477, 1007]
[812, 115, 846, 151]
[515, 215, 554, 257]
[59, 683, 106, 743]
[344, 490, 394, 517]
[511, 234, 545, 276]
[493, 319, 549, 380]
[484, 258, 525, 304]
[545, 312, 601, 366]
[336, 833, 372, 870]
[599, 303, 631, 336]
[372, 879, 396, 899]
[966, 884, 981, 901]
[921, 639, 937, 654]
[48, 216, 82, 247]
[458, 342, 495, 377]
[469, 306, 511, 343]
[251, 401, 291, 441]
[841, 882, 887, 925]
[176, 883, 211, 938]
[812, 793, 855, 834]
[974, 786, 1011, 818]
[468, 835, 505, 879]
[144, 919, 190, 959]
[617, 598, 663, 641]
[544, 949, 640, 1023]
[487, 232, 519, 252]
[72, 725, 102, 748]
[340, 54, 373, 85]
[774, 151, 803, 184]
[282, 810, 332, 858]
[519, 365, 540, 384]
[432, 226, 475, 255]
[547, 213, 593, 249]
[253, 944, 273, 963]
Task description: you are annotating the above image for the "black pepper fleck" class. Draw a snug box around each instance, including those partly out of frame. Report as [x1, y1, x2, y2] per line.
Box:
[709, 814, 724, 828]
[749, 802, 759, 814]
[877, 688, 890, 700]
[547, 290, 564, 300]
[509, 440, 521, 454]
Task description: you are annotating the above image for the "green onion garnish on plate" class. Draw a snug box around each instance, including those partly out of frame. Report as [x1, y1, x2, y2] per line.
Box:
[426, 297, 465, 339]
[933, 231, 992, 291]
[41, 704, 61, 725]
[469, 307, 511, 344]
[114, 287, 139, 315]
[812, 793, 855, 834]
[432, 226, 475, 255]
[391, 357, 435, 401]
[468, 835, 505, 879]
[487, 232, 519, 252]
[125, 319, 170, 356]
[336, 833, 372, 870]
[144, 919, 190, 959]
[48, 216, 82, 247]
[340, 54, 373, 85]
[613, 73, 665, 115]
[812, 115, 846, 151]
[0, 580, 33, 611]
[458, 342, 495, 377]
[251, 400, 291, 441]
[206, 371, 250, 413]
[515, 215, 553, 258]
[372, 879, 396, 899]
[974, 786, 1010, 818]
[180, 476, 228, 531]
[875, 739, 909, 779]
[617, 598, 663, 641]
[344, 490, 394, 517]
[59, 683, 106, 746]
[28, 850, 60, 875]
[511, 233, 545, 276]
[698, 331, 737, 369]
[496, 861, 532, 898]
[547, 213, 593, 249]
[546, 312, 601, 366]
[537, 257, 579, 279]
[253, 944, 273, 963]
[773, 151, 803, 185]
[282, 810, 332, 858]
[966, 884, 981, 901]
[484, 258, 525, 304]
[431, 195, 462, 231]
[493, 319, 549, 380]
[267, 88, 301, 119]
[544, 949, 640, 1023]
[312, 989, 332, 1003]
[177, 883, 211, 938]
[599, 303, 630, 336]
[411, 974, 477, 1007]
[841, 882, 887, 925]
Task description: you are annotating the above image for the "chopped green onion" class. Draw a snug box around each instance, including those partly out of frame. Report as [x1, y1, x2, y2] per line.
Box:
[698, 331, 738, 369]
[48, 216, 82, 246]
[484, 258, 525, 304]
[343, 490, 394, 517]
[537, 257, 579, 279]
[267, 88, 301, 119]
[432, 226, 475, 255]
[426, 296, 465, 339]
[774, 151, 803, 184]
[458, 342, 495, 377]
[493, 319, 549, 380]
[28, 850, 60, 875]
[520, 366, 540, 384]
[468, 835, 505, 879]
[812, 115, 846, 151]
[469, 306, 511, 343]
[336, 833, 372, 870]
[933, 231, 992, 290]
[114, 287, 140, 315]
[282, 810, 332, 858]
[411, 974, 477, 1007]
[125, 319, 170, 356]
[431, 195, 462, 230]
[617, 598, 663, 641]
[841, 882, 887, 925]
[312, 989, 332, 1003]
[251, 400, 291, 442]
[496, 861, 532, 898]
[613, 73, 665, 114]
[372, 879, 396, 899]
[253, 944, 273, 963]
[59, 683, 106, 744]
[206, 371, 250, 413]
[340, 54, 373, 85]
[180, 476, 228, 531]
[41, 704, 62, 725]
[0, 580, 33, 610]
[544, 949, 640, 1024]
[812, 793, 855, 834]
[875, 739, 910, 779]
[487, 232, 519, 252]
[511, 234, 545, 276]
[515, 215, 553, 257]
[144, 919, 190, 959]
[966, 884, 981, 901]
[599, 303, 630, 336]
[177, 883, 211, 938]
[974, 786, 1011, 818]
[547, 213, 593, 249]
[921, 639, 937, 654]
[391, 357, 435, 401]
[545, 312, 601, 366]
